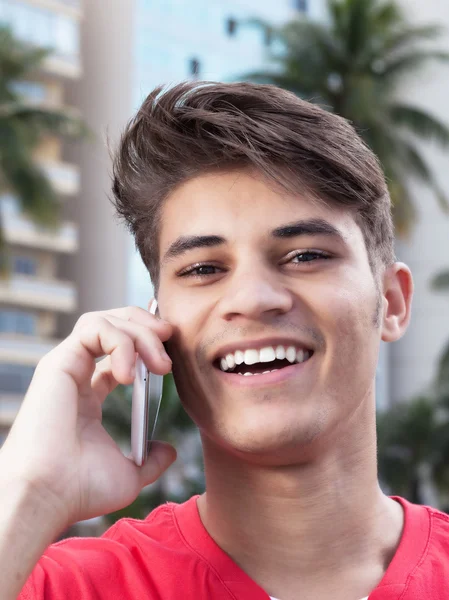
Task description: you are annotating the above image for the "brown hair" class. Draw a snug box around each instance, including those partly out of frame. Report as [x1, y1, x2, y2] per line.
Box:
[112, 81, 395, 290]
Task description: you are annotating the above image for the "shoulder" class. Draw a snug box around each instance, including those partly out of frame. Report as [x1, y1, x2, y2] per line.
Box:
[425, 503, 449, 554]
[19, 499, 217, 600]
[401, 500, 449, 595]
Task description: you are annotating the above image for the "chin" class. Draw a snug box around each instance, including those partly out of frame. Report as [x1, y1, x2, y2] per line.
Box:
[202, 409, 326, 465]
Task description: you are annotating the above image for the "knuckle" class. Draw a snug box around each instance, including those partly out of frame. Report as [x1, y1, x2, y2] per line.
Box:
[74, 311, 96, 329]
[128, 305, 150, 321]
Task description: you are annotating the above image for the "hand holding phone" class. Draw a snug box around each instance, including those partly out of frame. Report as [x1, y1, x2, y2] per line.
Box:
[0, 304, 175, 598]
[131, 300, 165, 466]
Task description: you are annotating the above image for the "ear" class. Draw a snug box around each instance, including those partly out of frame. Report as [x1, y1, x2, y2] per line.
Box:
[381, 262, 414, 343]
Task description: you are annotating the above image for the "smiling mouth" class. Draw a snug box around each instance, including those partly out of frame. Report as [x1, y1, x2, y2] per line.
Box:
[213, 346, 314, 376]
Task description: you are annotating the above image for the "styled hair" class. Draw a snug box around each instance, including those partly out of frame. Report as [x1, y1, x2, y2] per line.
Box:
[112, 81, 395, 289]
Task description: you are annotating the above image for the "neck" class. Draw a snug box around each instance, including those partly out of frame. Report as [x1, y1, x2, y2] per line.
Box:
[197, 398, 404, 600]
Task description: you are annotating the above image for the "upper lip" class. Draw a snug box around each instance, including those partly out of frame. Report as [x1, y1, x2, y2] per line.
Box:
[211, 337, 315, 363]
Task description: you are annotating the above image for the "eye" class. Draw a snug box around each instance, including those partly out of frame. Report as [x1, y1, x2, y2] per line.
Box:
[289, 250, 331, 264]
[178, 263, 223, 278]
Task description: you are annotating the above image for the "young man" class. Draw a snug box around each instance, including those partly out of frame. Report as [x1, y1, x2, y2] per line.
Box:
[1, 82, 448, 600]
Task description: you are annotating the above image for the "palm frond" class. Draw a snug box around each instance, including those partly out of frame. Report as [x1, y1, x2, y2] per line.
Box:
[3, 157, 60, 226]
[389, 104, 449, 147]
[379, 50, 449, 82]
[395, 141, 449, 212]
[378, 24, 444, 56]
[0, 24, 90, 239]
[0, 26, 50, 83]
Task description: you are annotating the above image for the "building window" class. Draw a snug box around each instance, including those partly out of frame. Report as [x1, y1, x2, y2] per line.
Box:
[0, 363, 35, 394]
[292, 0, 308, 11]
[12, 256, 37, 276]
[0, 1, 79, 61]
[226, 17, 237, 37]
[10, 81, 47, 104]
[0, 310, 37, 335]
[189, 58, 200, 78]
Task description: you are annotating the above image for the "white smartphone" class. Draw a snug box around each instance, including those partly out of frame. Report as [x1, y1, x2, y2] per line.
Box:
[131, 300, 164, 466]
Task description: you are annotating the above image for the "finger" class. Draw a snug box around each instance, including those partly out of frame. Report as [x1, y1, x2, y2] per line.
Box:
[56, 317, 165, 389]
[136, 442, 177, 487]
[94, 314, 172, 375]
[74, 306, 172, 341]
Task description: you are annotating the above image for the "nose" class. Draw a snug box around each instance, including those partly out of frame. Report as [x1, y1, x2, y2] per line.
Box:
[218, 264, 293, 322]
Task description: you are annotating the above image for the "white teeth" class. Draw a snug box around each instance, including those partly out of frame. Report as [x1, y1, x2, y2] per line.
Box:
[275, 345, 286, 360]
[243, 372, 253, 376]
[218, 345, 312, 371]
[244, 349, 259, 365]
[286, 346, 296, 363]
[259, 347, 276, 362]
[226, 353, 235, 369]
[234, 350, 244, 365]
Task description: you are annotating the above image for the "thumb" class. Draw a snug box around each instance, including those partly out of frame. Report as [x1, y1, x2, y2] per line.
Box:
[139, 441, 177, 487]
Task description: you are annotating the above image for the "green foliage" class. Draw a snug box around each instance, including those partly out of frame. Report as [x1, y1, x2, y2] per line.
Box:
[377, 395, 449, 504]
[241, 0, 449, 236]
[101, 374, 204, 524]
[0, 25, 89, 257]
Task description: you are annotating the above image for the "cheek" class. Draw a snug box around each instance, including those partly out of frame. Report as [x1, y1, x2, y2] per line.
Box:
[318, 281, 380, 383]
[163, 320, 212, 423]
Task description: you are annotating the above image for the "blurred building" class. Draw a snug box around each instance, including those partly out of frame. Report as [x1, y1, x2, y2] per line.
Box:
[0, 0, 134, 444]
[0, 0, 82, 443]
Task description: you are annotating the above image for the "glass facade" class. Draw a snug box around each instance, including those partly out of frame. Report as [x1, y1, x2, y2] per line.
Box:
[12, 255, 38, 276]
[0, 0, 79, 62]
[0, 363, 35, 394]
[0, 310, 37, 335]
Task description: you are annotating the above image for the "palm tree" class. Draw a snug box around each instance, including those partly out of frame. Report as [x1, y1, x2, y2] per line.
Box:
[0, 25, 88, 261]
[242, 0, 449, 235]
[101, 375, 204, 525]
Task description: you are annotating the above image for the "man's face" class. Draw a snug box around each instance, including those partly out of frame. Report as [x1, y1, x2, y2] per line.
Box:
[157, 170, 384, 462]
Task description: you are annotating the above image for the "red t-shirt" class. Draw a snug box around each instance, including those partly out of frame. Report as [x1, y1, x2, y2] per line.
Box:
[19, 495, 449, 599]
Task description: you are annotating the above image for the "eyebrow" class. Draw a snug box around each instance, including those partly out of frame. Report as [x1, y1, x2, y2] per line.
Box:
[272, 218, 347, 242]
[162, 218, 346, 264]
[162, 235, 225, 263]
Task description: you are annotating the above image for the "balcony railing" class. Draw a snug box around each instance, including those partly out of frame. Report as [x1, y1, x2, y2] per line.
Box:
[0, 275, 77, 313]
[3, 212, 78, 253]
[40, 160, 80, 196]
[43, 53, 82, 80]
